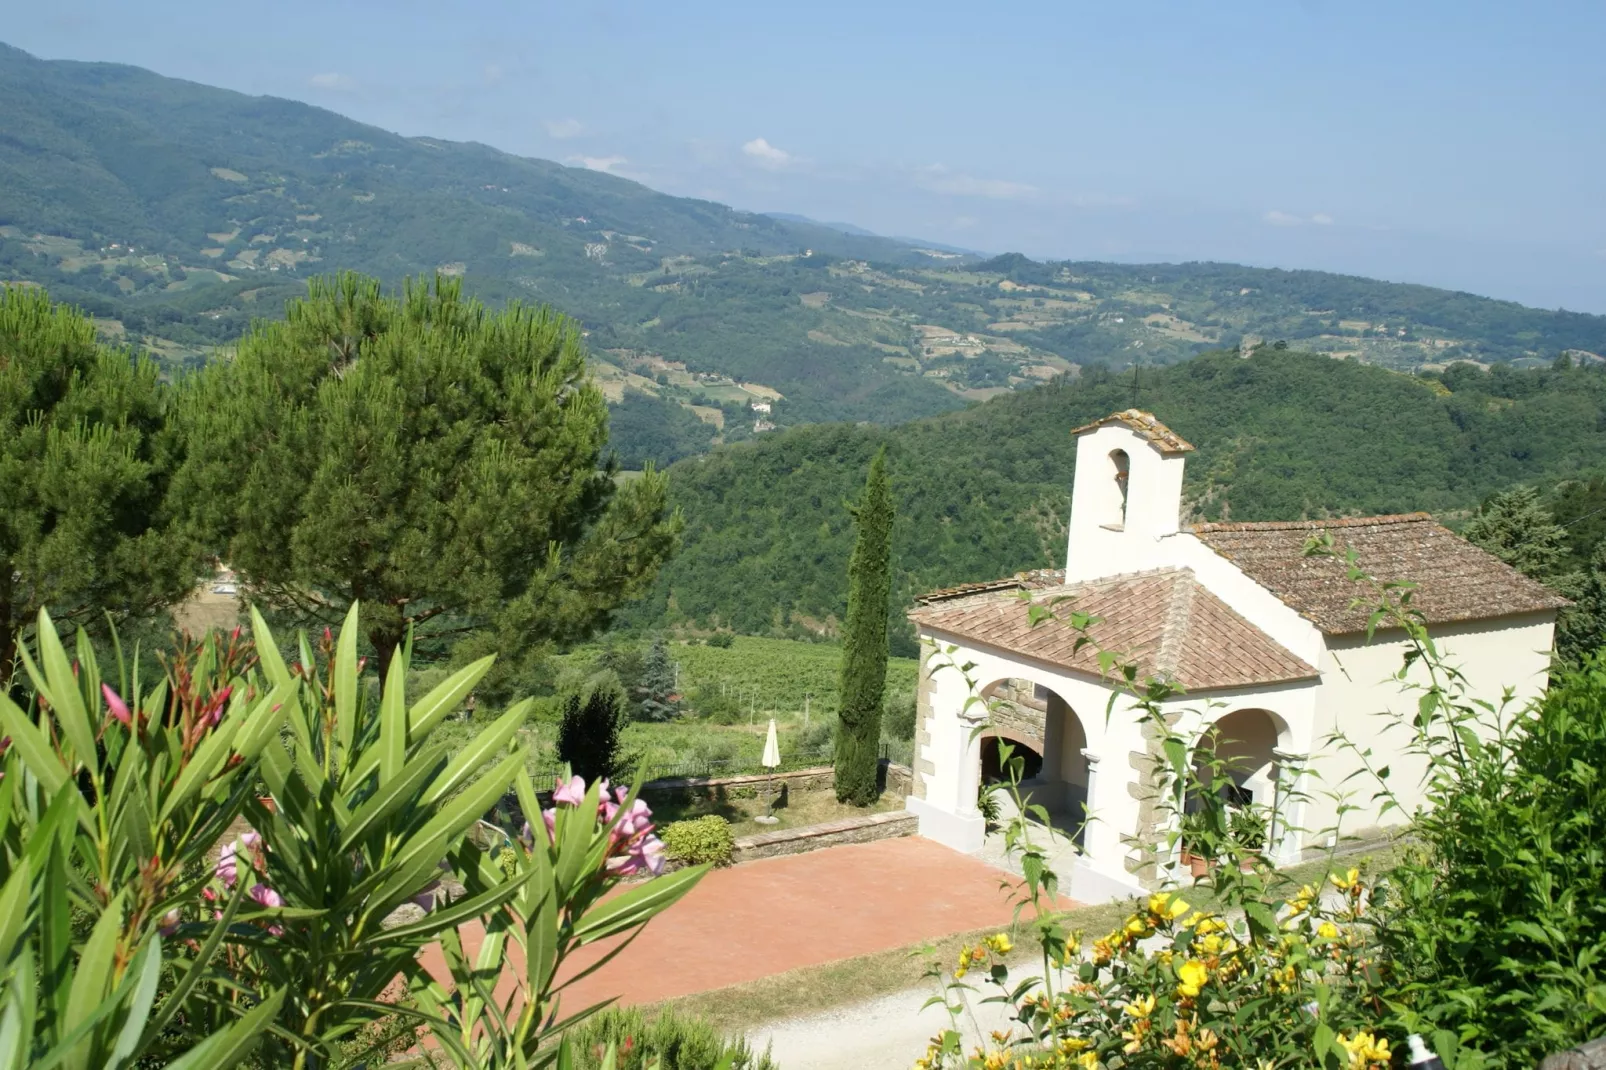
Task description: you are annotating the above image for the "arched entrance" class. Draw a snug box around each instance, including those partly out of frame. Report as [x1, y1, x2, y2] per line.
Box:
[1189, 708, 1288, 856]
[979, 677, 1091, 841]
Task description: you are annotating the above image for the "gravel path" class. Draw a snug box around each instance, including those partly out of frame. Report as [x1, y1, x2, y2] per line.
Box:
[750, 980, 1021, 1070]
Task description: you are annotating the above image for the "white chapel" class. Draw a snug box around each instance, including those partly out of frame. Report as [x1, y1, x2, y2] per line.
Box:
[903, 410, 1567, 902]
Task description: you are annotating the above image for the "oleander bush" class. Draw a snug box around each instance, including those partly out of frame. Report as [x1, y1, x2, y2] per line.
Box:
[0, 604, 709, 1069]
[661, 815, 736, 868]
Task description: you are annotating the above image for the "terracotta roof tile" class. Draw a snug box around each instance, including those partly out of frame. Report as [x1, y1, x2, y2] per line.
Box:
[1192, 514, 1570, 634]
[1069, 409, 1195, 453]
[911, 568, 1315, 691]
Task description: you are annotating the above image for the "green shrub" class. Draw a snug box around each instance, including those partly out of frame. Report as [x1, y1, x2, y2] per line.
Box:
[882, 687, 917, 741]
[563, 1006, 776, 1070]
[706, 631, 735, 648]
[661, 815, 736, 867]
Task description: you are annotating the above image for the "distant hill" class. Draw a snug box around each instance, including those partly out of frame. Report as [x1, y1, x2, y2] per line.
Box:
[4, 43, 1606, 461]
[631, 348, 1606, 641]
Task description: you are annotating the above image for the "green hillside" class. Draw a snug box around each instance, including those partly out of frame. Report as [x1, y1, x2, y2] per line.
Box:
[634, 349, 1606, 641]
[5, 42, 1606, 463]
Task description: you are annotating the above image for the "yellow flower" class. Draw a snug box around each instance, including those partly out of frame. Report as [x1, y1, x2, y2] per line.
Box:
[1148, 892, 1190, 920]
[1338, 1030, 1391, 1067]
[1317, 921, 1341, 941]
[1330, 867, 1360, 892]
[1057, 1036, 1092, 1054]
[1123, 993, 1156, 1019]
[1077, 1053, 1099, 1070]
[985, 932, 1015, 955]
[1123, 914, 1150, 938]
[1176, 958, 1209, 998]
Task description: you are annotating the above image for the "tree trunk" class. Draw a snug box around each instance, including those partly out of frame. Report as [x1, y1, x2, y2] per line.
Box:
[368, 623, 404, 694]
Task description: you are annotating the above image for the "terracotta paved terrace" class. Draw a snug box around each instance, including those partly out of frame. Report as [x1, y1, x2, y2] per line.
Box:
[419, 835, 1075, 1009]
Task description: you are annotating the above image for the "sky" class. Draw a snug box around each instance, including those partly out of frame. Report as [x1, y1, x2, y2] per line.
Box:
[8, 0, 1606, 311]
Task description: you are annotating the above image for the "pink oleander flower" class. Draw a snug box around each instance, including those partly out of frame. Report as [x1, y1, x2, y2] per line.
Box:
[553, 775, 586, 806]
[248, 883, 284, 935]
[216, 842, 239, 889]
[103, 684, 132, 726]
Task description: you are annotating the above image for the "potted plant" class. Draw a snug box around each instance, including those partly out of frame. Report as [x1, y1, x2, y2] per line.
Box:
[1228, 805, 1269, 871]
[1178, 810, 1212, 877]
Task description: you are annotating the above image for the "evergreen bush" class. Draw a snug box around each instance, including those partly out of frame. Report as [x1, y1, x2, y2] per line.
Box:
[557, 677, 628, 784]
[661, 815, 736, 867]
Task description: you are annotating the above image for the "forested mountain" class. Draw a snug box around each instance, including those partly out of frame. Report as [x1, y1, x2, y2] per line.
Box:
[632, 348, 1606, 642]
[5, 42, 1606, 460]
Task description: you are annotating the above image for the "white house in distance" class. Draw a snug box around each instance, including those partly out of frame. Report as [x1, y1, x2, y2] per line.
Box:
[904, 409, 1567, 902]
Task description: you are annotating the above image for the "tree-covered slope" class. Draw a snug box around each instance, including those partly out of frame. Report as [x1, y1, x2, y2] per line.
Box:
[635, 349, 1606, 637]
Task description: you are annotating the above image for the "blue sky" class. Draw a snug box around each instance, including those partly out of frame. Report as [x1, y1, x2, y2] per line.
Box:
[9, 1, 1606, 311]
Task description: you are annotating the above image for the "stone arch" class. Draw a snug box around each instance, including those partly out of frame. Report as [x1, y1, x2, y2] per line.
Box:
[977, 676, 1093, 836]
[1188, 707, 1291, 854]
[1109, 448, 1130, 529]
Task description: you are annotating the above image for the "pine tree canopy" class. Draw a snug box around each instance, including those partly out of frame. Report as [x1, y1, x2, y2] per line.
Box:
[172, 271, 681, 682]
[0, 285, 198, 674]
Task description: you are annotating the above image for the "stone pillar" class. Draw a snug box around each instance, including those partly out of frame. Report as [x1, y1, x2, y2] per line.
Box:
[904, 659, 988, 854]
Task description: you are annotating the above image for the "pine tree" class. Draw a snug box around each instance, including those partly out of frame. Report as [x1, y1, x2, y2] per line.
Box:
[1463, 485, 1578, 585]
[835, 448, 893, 805]
[173, 272, 679, 686]
[637, 635, 679, 722]
[0, 286, 198, 676]
[1559, 542, 1606, 663]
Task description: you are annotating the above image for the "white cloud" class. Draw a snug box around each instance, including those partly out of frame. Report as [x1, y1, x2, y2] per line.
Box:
[918, 165, 1035, 201]
[742, 137, 794, 170]
[544, 118, 584, 139]
[569, 154, 627, 174]
[308, 72, 355, 92]
[1264, 209, 1336, 227]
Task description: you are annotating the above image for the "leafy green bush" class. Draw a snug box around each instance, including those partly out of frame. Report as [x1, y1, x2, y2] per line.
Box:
[1375, 653, 1606, 1063]
[882, 687, 917, 741]
[661, 815, 736, 867]
[563, 1006, 777, 1070]
[706, 631, 735, 648]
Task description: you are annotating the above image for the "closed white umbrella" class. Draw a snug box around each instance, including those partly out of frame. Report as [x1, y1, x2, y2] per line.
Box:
[761, 718, 781, 770]
[756, 718, 783, 824]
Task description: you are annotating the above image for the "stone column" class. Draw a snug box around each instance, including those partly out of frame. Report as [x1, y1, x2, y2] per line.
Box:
[904, 664, 989, 854]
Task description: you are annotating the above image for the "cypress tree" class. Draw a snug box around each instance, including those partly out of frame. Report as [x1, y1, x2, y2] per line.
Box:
[835, 447, 893, 804]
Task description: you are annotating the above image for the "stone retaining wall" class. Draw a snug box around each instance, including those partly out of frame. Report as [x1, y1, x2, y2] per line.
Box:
[641, 759, 912, 804]
[733, 809, 918, 862]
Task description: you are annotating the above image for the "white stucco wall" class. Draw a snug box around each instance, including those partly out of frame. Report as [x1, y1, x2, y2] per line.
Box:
[1298, 612, 1557, 850]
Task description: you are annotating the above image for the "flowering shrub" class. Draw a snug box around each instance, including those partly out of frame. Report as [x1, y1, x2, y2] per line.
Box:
[0, 604, 708, 1070]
